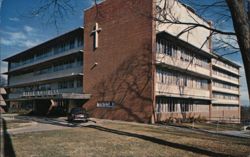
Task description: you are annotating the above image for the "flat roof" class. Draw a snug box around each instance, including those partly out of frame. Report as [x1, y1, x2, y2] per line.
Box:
[3, 27, 84, 62]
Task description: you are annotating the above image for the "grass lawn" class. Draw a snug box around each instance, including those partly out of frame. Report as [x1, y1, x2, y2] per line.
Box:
[6, 120, 250, 157]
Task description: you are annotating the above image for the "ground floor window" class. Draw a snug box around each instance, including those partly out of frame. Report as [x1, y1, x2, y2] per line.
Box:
[155, 97, 209, 113]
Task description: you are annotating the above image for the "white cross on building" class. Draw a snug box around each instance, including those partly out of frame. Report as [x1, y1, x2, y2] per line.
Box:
[91, 23, 102, 49]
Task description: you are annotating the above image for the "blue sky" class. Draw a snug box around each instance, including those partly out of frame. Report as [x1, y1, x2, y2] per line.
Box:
[0, 0, 249, 106]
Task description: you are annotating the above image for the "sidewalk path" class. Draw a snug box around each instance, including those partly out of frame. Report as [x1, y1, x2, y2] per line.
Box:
[3, 115, 97, 135]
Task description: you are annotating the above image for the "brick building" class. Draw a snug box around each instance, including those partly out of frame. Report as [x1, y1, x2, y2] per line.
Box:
[3, 0, 240, 123]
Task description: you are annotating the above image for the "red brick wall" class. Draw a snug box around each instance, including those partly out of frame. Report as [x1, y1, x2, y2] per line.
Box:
[83, 0, 155, 123]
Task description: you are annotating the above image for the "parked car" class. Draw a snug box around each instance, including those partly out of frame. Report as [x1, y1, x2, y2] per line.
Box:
[67, 107, 89, 122]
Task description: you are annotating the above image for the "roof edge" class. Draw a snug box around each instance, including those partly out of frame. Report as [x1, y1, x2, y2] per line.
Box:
[3, 27, 84, 62]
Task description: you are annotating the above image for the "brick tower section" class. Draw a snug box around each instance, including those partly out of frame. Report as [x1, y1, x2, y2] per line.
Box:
[83, 0, 155, 123]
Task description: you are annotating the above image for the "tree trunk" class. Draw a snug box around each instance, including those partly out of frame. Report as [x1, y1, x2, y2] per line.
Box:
[226, 0, 250, 100]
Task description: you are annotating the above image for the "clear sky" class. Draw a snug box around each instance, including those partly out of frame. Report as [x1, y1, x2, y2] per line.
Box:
[0, 0, 249, 106]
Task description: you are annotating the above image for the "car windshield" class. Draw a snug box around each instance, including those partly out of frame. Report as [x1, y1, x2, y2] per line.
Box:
[71, 108, 83, 114]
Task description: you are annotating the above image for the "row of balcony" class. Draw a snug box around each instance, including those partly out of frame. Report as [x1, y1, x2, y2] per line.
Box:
[212, 86, 239, 95]
[155, 83, 239, 105]
[212, 73, 239, 85]
[156, 53, 240, 85]
[155, 83, 210, 100]
[212, 59, 239, 75]
[8, 47, 83, 73]
[212, 99, 239, 105]
[9, 67, 83, 86]
[156, 53, 210, 77]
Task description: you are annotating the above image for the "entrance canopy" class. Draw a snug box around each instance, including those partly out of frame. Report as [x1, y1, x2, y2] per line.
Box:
[7, 93, 91, 101]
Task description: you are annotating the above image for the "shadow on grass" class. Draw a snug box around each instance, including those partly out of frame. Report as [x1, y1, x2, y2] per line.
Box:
[86, 125, 235, 157]
[2, 119, 16, 157]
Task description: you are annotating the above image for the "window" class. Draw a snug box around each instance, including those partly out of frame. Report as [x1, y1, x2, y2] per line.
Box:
[180, 101, 193, 112]
[76, 79, 83, 87]
[58, 81, 68, 89]
[54, 63, 64, 72]
[155, 98, 201, 113]
[58, 80, 75, 89]
[213, 92, 239, 100]
[76, 57, 83, 66]
[77, 37, 83, 47]
[213, 81, 238, 91]
[156, 98, 177, 113]
[37, 50, 49, 60]
[167, 42, 173, 56]
[201, 80, 208, 89]
[69, 40, 75, 49]
[68, 80, 74, 88]
[65, 59, 74, 69]
[97, 101, 115, 108]
[34, 66, 52, 75]
[156, 69, 208, 90]
[156, 37, 210, 69]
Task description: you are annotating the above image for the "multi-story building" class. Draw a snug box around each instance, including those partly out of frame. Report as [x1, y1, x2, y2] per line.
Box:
[3, 28, 90, 114]
[3, 0, 241, 122]
[211, 54, 241, 121]
[155, 32, 212, 121]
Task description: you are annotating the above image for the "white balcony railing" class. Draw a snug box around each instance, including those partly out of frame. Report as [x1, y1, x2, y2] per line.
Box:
[9, 47, 83, 72]
[212, 86, 239, 95]
[9, 67, 83, 86]
[212, 60, 239, 75]
[212, 74, 239, 85]
[155, 83, 210, 99]
[156, 53, 210, 77]
[212, 98, 239, 105]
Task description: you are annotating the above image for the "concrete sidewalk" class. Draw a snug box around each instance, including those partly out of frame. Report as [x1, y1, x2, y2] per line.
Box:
[162, 123, 250, 139]
[216, 130, 250, 138]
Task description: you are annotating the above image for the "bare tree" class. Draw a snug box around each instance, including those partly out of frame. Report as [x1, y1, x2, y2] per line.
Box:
[226, 0, 250, 99]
